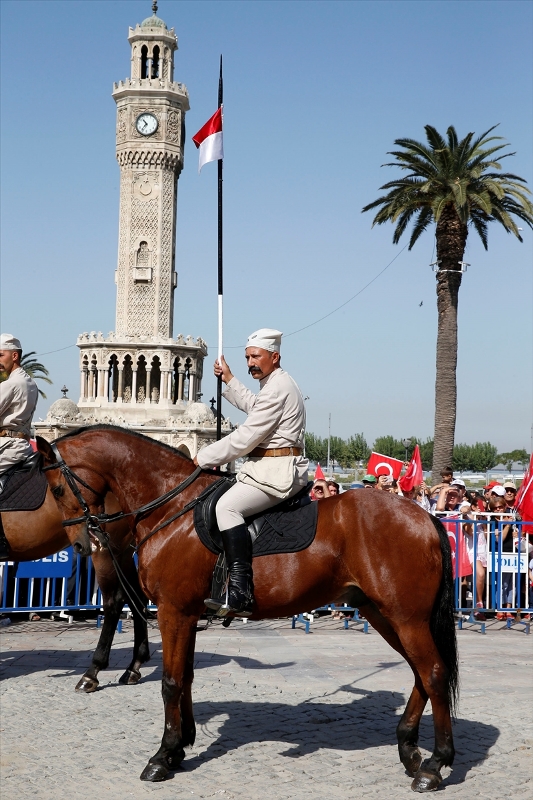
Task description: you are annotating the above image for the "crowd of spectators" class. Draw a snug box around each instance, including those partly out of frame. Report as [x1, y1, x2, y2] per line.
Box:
[311, 466, 532, 620]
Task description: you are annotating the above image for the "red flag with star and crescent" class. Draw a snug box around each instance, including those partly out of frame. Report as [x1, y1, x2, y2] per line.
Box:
[366, 452, 404, 479]
[399, 445, 423, 492]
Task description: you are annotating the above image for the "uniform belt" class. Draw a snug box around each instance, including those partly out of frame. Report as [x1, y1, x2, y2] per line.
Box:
[249, 446, 302, 458]
[0, 429, 30, 440]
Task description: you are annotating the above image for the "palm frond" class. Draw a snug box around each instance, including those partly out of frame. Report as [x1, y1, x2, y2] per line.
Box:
[470, 213, 489, 249]
[362, 123, 533, 253]
[408, 207, 434, 250]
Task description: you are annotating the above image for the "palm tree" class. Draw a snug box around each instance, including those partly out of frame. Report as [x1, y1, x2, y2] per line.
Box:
[20, 351, 52, 399]
[362, 125, 533, 480]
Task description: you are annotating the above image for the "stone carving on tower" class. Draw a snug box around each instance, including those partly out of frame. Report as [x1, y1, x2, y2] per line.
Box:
[35, 4, 229, 457]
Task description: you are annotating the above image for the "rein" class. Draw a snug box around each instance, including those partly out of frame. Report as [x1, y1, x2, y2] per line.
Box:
[43, 442, 213, 623]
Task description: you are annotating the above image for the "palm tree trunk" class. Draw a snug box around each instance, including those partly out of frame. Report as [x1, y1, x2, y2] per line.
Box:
[431, 206, 467, 482]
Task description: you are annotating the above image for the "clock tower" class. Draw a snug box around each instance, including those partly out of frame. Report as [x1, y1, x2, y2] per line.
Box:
[35, 4, 230, 457]
[113, 2, 188, 340]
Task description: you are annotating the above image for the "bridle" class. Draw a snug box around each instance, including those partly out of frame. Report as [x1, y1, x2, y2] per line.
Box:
[42, 442, 214, 621]
[44, 442, 207, 545]
[43, 443, 111, 547]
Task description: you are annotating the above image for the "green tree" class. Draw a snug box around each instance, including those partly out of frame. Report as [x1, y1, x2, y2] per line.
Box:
[497, 449, 529, 471]
[330, 436, 349, 469]
[470, 442, 498, 472]
[304, 433, 327, 464]
[20, 351, 52, 399]
[452, 443, 472, 473]
[372, 435, 412, 462]
[452, 441, 498, 472]
[363, 125, 533, 481]
[345, 433, 370, 467]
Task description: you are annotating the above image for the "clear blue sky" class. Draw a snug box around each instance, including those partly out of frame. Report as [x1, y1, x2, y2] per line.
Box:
[1, 0, 532, 452]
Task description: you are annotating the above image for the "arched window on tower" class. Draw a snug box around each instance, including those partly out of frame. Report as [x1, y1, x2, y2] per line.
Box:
[151, 46, 160, 79]
[141, 45, 148, 79]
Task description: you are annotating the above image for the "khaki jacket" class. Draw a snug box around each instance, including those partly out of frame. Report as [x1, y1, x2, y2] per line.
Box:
[197, 368, 308, 498]
[0, 367, 38, 436]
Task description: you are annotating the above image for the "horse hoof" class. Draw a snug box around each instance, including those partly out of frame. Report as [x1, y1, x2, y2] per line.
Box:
[119, 668, 141, 685]
[75, 675, 99, 693]
[411, 770, 442, 792]
[140, 762, 169, 782]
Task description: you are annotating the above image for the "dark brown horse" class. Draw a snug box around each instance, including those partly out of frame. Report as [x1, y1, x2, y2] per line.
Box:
[39, 426, 458, 793]
[1, 483, 150, 692]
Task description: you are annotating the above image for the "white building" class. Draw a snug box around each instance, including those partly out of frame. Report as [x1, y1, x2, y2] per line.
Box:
[36, 3, 229, 457]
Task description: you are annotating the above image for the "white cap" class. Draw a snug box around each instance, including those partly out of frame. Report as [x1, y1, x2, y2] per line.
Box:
[490, 485, 506, 497]
[246, 328, 282, 353]
[0, 333, 22, 351]
[451, 479, 466, 488]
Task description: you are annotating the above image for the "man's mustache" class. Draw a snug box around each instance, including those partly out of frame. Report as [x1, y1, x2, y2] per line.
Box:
[248, 366, 261, 375]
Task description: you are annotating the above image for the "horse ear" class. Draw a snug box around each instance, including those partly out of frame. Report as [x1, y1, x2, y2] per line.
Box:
[36, 436, 56, 465]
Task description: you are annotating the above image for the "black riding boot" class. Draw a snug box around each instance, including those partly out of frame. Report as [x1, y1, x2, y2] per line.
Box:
[205, 524, 254, 616]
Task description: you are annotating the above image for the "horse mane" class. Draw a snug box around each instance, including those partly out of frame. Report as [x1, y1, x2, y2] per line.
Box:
[55, 424, 193, 462]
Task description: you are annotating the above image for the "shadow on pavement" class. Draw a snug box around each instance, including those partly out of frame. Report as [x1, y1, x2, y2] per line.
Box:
[0, 649, 295, 682]
[180, 688, 499, 789]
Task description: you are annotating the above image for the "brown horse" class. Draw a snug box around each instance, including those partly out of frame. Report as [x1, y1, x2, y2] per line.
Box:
[1, 483, 150, 692]
[39, 426, 458, 793]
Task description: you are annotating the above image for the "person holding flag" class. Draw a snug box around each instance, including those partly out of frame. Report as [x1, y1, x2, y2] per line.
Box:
[194, 329, 308, 616]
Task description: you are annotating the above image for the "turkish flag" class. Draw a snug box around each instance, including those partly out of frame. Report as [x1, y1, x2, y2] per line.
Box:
[366, 452, 404, 479]
[314, 463, 325, 480]
[442, 518, 472, 579]
[516, 455, 533, 533]
[399, 445, 423, 492]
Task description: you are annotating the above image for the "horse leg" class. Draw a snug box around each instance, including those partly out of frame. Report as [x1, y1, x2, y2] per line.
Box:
[396, 624, 455, 792]
[360, 603, 427, 777]
[180, 627, 197, 747]
[75, 573, 124, 693]
[140, 608, 197, 782]
[118, 561, 151, 686]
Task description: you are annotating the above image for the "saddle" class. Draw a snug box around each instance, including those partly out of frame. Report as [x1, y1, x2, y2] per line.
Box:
[194, 478, 318, 557]
[0, 451, 48, 512]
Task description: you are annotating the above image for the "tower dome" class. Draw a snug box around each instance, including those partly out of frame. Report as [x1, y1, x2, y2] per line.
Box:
[46, 398, 82, 423]
[141, 2, 167, 29]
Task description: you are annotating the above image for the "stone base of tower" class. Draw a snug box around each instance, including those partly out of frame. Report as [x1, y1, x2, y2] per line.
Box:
[34, 395, 231, 461]
[34, 330, 233, 460]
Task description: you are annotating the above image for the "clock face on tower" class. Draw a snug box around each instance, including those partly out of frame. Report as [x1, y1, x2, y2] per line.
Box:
[136, 113, 158, 136]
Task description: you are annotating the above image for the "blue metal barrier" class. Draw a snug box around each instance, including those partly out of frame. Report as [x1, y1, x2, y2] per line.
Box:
[2, 521, 531, 635]
[0, 548, 156, 619]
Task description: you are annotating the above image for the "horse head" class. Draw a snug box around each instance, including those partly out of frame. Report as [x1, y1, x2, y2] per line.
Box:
[37, 435, 109, 557]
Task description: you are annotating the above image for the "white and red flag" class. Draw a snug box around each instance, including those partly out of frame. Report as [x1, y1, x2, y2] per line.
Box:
[192, 107, 223, 173]
[516, 454, 533, 532]
[366, 452, 403, 480]
[399, 445, 423, 492]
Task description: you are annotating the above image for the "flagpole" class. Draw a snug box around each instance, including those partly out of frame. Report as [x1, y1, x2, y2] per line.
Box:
[216, 55, 223, 441]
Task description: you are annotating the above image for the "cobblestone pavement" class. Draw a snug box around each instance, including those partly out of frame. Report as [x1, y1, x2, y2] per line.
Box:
[1, 614, 532, 799]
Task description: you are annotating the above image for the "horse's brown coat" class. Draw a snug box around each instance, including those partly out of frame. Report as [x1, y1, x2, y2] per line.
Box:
[40, 426, 457, 791]
[2, 485, 150, 691]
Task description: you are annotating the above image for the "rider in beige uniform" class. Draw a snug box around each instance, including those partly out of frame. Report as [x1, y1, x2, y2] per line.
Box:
[0, 334, 38, 558]
[195, 328, 308, 615]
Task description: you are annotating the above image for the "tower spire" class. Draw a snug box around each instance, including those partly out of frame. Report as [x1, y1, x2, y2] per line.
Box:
[152, 1, 158, 14]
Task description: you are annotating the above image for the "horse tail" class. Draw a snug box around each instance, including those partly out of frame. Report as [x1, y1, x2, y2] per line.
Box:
[429, 514, 459, 717]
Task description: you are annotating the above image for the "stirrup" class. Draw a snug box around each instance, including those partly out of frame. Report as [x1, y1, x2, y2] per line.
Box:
[204, 587, 253, 618]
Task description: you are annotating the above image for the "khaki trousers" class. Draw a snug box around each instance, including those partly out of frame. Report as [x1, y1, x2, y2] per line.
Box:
[0, 438, 33, 477]
[216, 480, 302, 531]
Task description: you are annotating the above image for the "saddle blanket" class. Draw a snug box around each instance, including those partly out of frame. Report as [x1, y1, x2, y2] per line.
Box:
[194, 479, 318, 557]
[0, 454, 48, 513]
